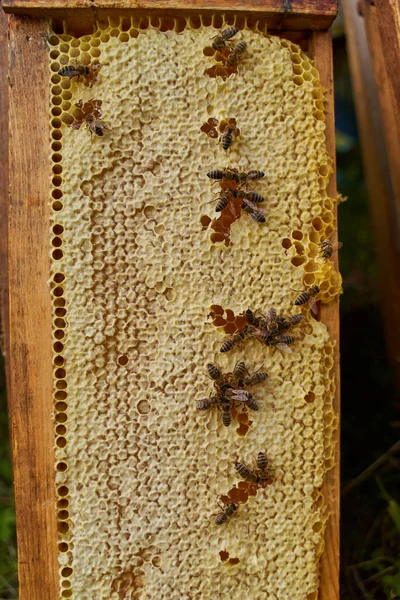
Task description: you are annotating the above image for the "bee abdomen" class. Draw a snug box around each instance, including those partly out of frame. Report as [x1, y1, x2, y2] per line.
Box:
[247, 170, 265, 180]
[221, 132, 233, 150]
[279, 335, 294, 345]
[245, 395, 259, 411]
[232, 361, 246, 381]
[235, 461, 258, 482]
[247, 191, 264, 203]
[215, 195, 230, 212]
[257, 451, 268, 471]
[207, 363, 222, 380]
[221, 409, 231, 427]
[207, 170, 223, 180]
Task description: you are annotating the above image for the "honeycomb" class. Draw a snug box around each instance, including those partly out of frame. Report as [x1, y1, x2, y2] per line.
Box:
[48, 13, 340, 600]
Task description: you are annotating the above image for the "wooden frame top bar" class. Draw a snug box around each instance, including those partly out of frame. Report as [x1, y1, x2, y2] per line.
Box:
[3, 0, 338, 30]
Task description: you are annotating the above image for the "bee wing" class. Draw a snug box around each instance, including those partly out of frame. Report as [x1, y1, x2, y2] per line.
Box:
[276, 343, 292, 354]
[336, 242, 343, 250]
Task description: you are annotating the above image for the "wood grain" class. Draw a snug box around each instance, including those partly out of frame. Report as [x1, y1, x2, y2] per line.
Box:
[8, 15, 59, 600]
[3, 0, 338, 30]
[0, 8, 10, 400]
[356, 0, 400, 387]
[309, 30, 340, 600]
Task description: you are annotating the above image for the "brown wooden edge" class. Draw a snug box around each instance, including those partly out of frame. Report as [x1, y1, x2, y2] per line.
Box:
[8, 14, 59, 600]
[355, 0, 400, 388]
[309, 30, 340, 600]
[3, 0, 338, 30]
[0, 8, 10, 401]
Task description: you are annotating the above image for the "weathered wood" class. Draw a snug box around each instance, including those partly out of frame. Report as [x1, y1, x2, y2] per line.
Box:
[354, 0, 400, 388]
[309, 30, 340, 600]
[8, 15, 59, 600]
[3, 0, 338, 30]
[0, 8, 10, 402]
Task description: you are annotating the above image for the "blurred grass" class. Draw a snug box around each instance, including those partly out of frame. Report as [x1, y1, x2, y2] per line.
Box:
[0, 355, 17, 599]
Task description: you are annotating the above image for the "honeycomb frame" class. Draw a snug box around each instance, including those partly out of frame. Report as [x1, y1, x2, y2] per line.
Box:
[45, 13, 340, 600]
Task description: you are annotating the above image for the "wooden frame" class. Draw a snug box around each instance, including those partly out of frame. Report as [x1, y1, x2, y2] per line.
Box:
[5, 4, 339, 600]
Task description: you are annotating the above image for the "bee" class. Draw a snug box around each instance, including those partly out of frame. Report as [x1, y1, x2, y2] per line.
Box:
[215, 189, 234, 212]
[83, 113, 105, 137]
[236, 190, 265, 203]
[58, 63, 90, 80]
[243, 371, 268, 386]
[230, 389, 258, 411]
[214, 502, 238, 525]
[227, 41, 247, 66]
[220, 329, 246, 353]
[207, 169, 239, 182]
[220, 125, 240, 151]
[235, 461, 259, 483]
[231, 360, 247, 382]
[294, 285, 320, 306]
[220, 398, 232, 426]
[241, 199, 266, 223]
[267, 335, 294, 353]
[319, 236, 343, 262]
[196, 395, 219, 411]
[211, 27, 239, 51]
[238, 169, 265, 182]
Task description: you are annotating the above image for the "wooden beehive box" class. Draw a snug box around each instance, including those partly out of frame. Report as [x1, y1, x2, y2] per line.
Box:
[3, 1, 339, 599]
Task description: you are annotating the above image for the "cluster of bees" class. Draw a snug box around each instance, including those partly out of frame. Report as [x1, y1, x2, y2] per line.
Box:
[220, 306, 304, 354]
[58, 63, 106, 136]
[215, 451, 274, 525]
[196, 361, 269, 426]
[208, 26, 247, 77]
[207, 168, 266, 222]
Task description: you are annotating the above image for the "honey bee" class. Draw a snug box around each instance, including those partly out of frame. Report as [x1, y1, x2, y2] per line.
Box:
[232, 360, 247, 382]
[220, 125, 240, 151]
[238, 169, 265, 183]
[294, 285, 320, 306]
[243, 371, 268, 386]
[207, 168, 239, 182]
[211, 27, 239, 51]
[245, 325, 270, 345]
[235, 461, 259, 483]
[230, 389, 258, 411]
[83, 113, 105, 137]
[221, 398, 232, 426]
[227, 41, 247, 66]
[236, 190, 265, 203]
[256, 451, 274, 482]
[214, 502, 238, 525]
[241, 199, 266, 223]
[319, 236, 343, 262]
[267, 335, 294, 353]
[58, 63, 90, 80]
[215, 189, 234, 212]
[196, 395, 219, 411]
[220, 329, 246, 353]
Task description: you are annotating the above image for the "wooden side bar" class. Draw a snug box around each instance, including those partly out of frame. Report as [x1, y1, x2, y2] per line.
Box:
[3, 0, 338, 30]
[8, 15, 59, 600]
[309, 30, 340, 600]
[350, 0, 400, 387]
